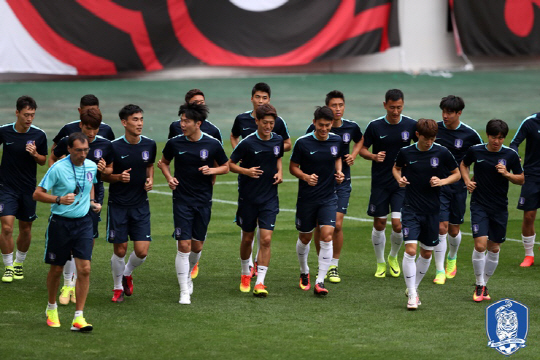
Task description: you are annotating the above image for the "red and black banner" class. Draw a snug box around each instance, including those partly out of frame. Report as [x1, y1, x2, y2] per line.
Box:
[3, 0, 399, 76]
[451, 0, 540, 55]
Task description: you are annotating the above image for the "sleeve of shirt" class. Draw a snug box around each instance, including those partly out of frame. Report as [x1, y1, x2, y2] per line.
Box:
[53, 138, 68, 158]
[305, 124, 315, 134]
[105, 127, 115, 141]
[231, 116, 242, 137]
[103, 142, 114, 164]
[149, 141, 157, 164]
[352, 123, 363, 143]
[290, 140, 303, 164]
[339, 138, 348, 158]
[278, 137, 284, 158]
[52, 126, 68, 144]
[509, 152, 524, 175]
[462, 147, 475, 167]
[510, 119, 529, 152]
[395, 149, 405, 168]
[215, 143, 229, 166]
[275, 117, 290, 140]
[39, 166, 57, 191]
[37, 132, 48, 155]
[363, 123, 373, 148]
[162, 140, 174, 161]
[213, 126, 223, 144]
[229, 139, 246, 163]
[168, 122, 176, 140]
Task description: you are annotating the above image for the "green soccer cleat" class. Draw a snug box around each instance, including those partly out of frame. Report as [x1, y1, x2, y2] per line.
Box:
[13, 262, 23, 280]
[46, 308, 60, 328]
[388, 255, 400, 277]
[327, 265, 341, 283]
[2, 266, 14, 283]
[433, 271, 446, 285]
[71, 316, 93, 332]
[59, 286, 74, 305]
[445, 258, 457, 279]
[374, 262, 386, 278]
[253, 283, 268, 297]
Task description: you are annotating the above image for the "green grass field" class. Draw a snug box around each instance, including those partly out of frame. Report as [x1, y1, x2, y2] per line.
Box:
[0, 71, 539, 359]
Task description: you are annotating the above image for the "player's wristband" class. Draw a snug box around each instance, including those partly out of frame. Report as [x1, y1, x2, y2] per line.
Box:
[55, 196, 61, 205]
[90, 199, 96, 203]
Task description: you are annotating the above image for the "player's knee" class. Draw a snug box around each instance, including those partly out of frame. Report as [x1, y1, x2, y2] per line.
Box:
[523, 212, 536, 226]
[50, 265, 63, 276]
[392, 223, 402, 233]
[77, 263, 91, 277]
[134, 249, 148, 258]
[1, 223, 14, 236]
[334, 223, 343, 233]
[474, 244, 486, 252]
[438, 223, 448, 235]
[114, 247, 127, 258]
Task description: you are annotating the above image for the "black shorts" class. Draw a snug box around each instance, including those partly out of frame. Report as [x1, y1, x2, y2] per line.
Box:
[0, 186, 37, 222]
[107, 203, 151, 243]
[517, 179, 540, 211]
[401, 206, 440, 248]
[44, 213, 93, 266]
[296, 199, 337, 233]
[336, 181, 352, 214]
[173, 202, 211, 241]
[439, 180, 467, 224]
[236, 197, 279, 232]
[89, 209, 101, 239]
[367, 186, 405, 217]
[470, 201, 508, 243]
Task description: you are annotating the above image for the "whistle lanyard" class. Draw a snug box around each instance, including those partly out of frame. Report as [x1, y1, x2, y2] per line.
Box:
[70, 159, 86, 196]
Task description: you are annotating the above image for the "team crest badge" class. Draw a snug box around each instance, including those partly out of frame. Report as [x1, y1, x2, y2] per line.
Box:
[342, 133, 351, 143]
[0, 204, 3, 213]
[430, 157, 439, 167]
[273, 145, 280, 156]
[454, 139, 463, 149]
[296, 218, 301, 227]
[109, 230, 115, 239]
[175, 227, 182, 237]
[498, 159, 507, 166]
[26, 140, 34, 145]
[369, 204, 376, 214]
[48, 252, 56, 260]
[472, 224, 479, 234]
[330, 146, 338, 156]
[401, 131, 410, 141]
[402, 227, 409, 237]
[519, 197, 526, 206]
[142, 151, 150, 161]
[486, 299, 528, 356]
[94, 149, 103, 159]
[200, 149, 209, 160]
[86, 172, 93, 182]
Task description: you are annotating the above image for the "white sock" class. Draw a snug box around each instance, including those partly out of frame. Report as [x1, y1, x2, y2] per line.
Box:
[72, 256, 78, 281]
[111, 254, 125, 290]
[389, 230, 403, 257]
[241, 259, 250, 276]
[372, 228, 386, 263]
[63, 258, 75, 286]
[243, 230, 254, 268]
[402, 252, 416, 297]
[447, 231, 462, 259]
[175, 251, 190, 293]
[415, 255, 431, 288]
[15, 250, 27, 263]
[254, 227, 261, 263]
[256, 265, 268, 285]
[330, 258, 339, 267]
[47, 302, 57, 310]
[472, 249, 486, 286]
[2, 252, 13, 267]
[523, 234, 535, 257]
[74, 310, 83, 319]
[316, 241, 333, 284]
[296, 239, 310, 274]
[434, 234, 447, 272]
[123, 251, 146, 276]
[484, 250, 499, 286]
[189, 251, 201, 273]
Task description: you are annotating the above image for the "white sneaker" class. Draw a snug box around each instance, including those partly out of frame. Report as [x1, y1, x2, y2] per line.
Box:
[404, 288, 421, 306]
[188, 278, 193, 295]
[407, 295, 418, 310]
[179, 291, 191, 305]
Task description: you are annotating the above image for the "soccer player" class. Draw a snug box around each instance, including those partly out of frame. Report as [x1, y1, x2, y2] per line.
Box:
[0, 96, 47, 283]
[510, 112, 540, 267]
[461, 119, 523, 302]
[34, 132, 99, 331]
[49, 108, 113, 304]
[290, 106, 344, 296]
[305, 90, 363, 283]
[392, 119, 460, 309]
[359, 89, 417, 278]
[229, 104, 284, 296]
[102, 104, 156, 303]
[432, 96, 483, 284]
[159, 102, 229, 305]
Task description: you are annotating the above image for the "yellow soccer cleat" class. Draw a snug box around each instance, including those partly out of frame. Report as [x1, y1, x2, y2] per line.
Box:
[445, 258, 457, 279]
[253, 283, 268, 297]
[433, 271, 446, 285]
[71, 316, 93, 332]
[374, 262, 386, 278]
[46, 308, 60, 328]
[239, 275, 251, 293]
[388, 255, 401, 277]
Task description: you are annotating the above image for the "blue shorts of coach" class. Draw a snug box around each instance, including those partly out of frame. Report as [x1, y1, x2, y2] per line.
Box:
[173, 202, 211, 241]
[439, 181, 467, 224]
[296, 198, 337, 233]
[0, 186, 37, 222]
[470, 201, 508, 243]
[236, 197, 279, 232]
[367, 186, 404, 217]
[44, 213, 93, 266]
[107, 203, 151, 243]
[402, 206, 440, 248]
[517, 179, 540, 211]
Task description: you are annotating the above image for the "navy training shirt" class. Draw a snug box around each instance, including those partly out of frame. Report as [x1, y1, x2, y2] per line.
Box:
[290, 132, 344, 203]
[231, 111, 290, 141]
[510, 113, 540, 181]
[52, 120, 115, 143]
[162, 133, 228, 207]
[395, 143, 458, 214]
[168, 119, 223, 144]
[108, 136, 156, 207]
[0, 123, 48, 193]
[462, 144, 523, 210]
[230, 132, 284, 204]
[363, 115, 417, 190]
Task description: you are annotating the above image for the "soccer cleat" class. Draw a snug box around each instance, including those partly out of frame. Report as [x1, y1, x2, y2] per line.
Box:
[70, 287, 76, 304]
[191, 262, 199, 279]
[327, 266, 341, 283]
[2, 266, 14, 283]
[407, 295, 418, 310]
[253, 261, 258, 277]
[239, 275, 251, 293]
[520, 256, 534, 267]
[483, 286, 491, 301]
[445, 258, 457, 278]
[404, 288, 421, 306]
[111, 289, 124, 303]
[433, 271, 446, 285]
[314, 282, 328, 296]
[71, 316, 93, 332]
[473, 285, 484, 302]
[253, 283, 268, 297]
[249, 265, 256, 279]
[13, 262, 24, 280]
[374, 262, 386, 278]
[299, 273, 310, 291]
[179, 291, 191, 305]
[59, 286, 74, 305]
[46, 308, 60, 328]
[122, 275, 133, 296]
[388, 255, 400, 277]
[188, 278, 194, 295]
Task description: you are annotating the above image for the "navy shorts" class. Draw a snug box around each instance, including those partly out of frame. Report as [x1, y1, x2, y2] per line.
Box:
[236, 197, 279, 232]
[296, 198, 337, 233]
[439, 180, 467, 224]
[173, 202, 211, 241]
[89, 209, 101, 239]
[470, 201, 508, 243]
[44, 213, 93, 266]
[107, 203, 151, 243]
[336, 181, 352, 214]
[401, 206, 440, 247]
[517, 179, 540, 211]
[367, 186, 405, 217]
[0, 186, 37, 222]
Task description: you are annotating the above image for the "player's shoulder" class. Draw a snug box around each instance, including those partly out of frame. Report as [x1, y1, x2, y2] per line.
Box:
[100, 122, 113, 129]
[234, 131, 256, 147]
[401, 115, 416, 123]
[201, 132, 223, 146]
[0, 122, 14, 132]
[341, 118, 360, 128]
[501, 145, 520, 157]
[203, 119, 220, 130]
[272, 132, 283, 141]
[294, 132, 313, 145]
[94, 135, 112, 143]
[140, 135, 156, 144]
[328, 132, 342, 141]
[235, 111, 252, 120]
[367, 115, 386, 126]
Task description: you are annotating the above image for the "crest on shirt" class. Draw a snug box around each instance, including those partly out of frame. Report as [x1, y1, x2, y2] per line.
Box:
[401, 131, 410, 141]
[200, 149, 209, 160]
[94, 149, 103, 159]
[0, 204, 3, 213]
[342, 133, 351, 143]
[330, 146, 338, 157]
[472, 224, 480, 234]
[86, 172, 93, 182]
[142, 151, 150, 161]
[454, 139, 463, 149]
[273, 146, 280, 156]
[26, 140, 34, 145]
[498, 159, 507, 166]
[430, 157, 439, 167]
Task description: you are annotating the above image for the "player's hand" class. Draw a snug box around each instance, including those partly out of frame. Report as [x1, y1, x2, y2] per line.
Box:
[97, 158, 107, 172]
[168, 177, 179, 190]
[430, 176, 443, 187]
[157, 159, 163, 170]
[61, 193, 75, 205]
[91, 202, 102, 213]
[246, 166, 264, 179]
[273, 172, 283, 185]
[199, 165, 214, 175]
[305, 173, 318, 186]
[335, 171, 344, 184]
[466, 180, 477, 193]
[144, 177, 153, 191]
[496, 163, 509, 177]
[120, 168, 131, 183]
[374, 151, 386, 163]
[398, 176, 409, 187]
[25, 141, 37, 157]
[344, 154, 355, 166]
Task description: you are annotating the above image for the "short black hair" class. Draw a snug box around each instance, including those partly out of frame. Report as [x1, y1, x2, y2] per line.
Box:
[16, 96, 37, 111]
[178, 102, 208, 124]
[385, 89, 404, 103]
[325, 90, 345, 106]
[313, 106, 334, 121]
[67, 132, 89, 148]
[80, 94, 99, 108]
[252, 82, 271, 97]
[486, 119, 509, 138]
[119, 104, 143, 121]
[439, 95, 465, 113]
[185, 89, 205, 103]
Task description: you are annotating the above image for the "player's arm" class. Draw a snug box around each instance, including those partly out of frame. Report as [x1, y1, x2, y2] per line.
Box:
[48, 152, 60, 167]
[159, 156, 179, 190]
[26, 142, 46, 166]
[509, 121, 528, 152]
[228, 159, 263, 178]
[283, 138, 292, 152]
[101, 168, 131, 183]
[344, 137, 364, 166]
[273, 157, 283, 185]
[335, 157, 344, 184]
[98, 159, 113, 176]
[144, 163, 154, 191]
[33, 186, 75, 205]
[199, 161, 229, 176]
[496, 163, 525, 185]
[392, 164, 409, 187]
[90, 185, 102, 213]
[460, 160, 476, 192]
[230, 133, 240, 149]
[359, 145, 385, 162]
[431, 167, 461, 187]
[290, 161, 317, 186]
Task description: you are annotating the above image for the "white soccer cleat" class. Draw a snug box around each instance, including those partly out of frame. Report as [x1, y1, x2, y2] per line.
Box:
[179, 291, 191, 305]
[407, 295, 418, 310]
